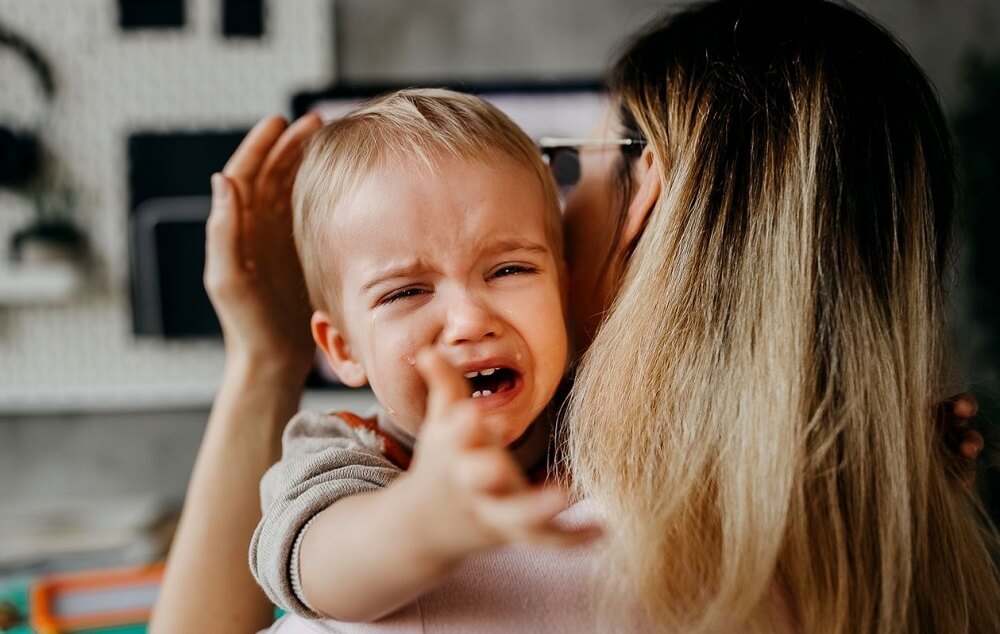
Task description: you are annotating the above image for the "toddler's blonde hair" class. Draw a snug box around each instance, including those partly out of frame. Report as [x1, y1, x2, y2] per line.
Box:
[293, 88, 562, 313]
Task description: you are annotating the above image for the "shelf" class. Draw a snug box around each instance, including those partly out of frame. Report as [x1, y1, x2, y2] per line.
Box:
[0, 262, 84, 305]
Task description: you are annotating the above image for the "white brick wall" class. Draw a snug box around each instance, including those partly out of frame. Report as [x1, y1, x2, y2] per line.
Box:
[0, 0, 334, 412]
[0, 0, 996, 413]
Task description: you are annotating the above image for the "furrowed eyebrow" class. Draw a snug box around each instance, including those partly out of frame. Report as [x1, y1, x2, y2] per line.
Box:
[360, 261, 426, 294]
[485, 239, 550, 256]
[358, 240, 549, 296]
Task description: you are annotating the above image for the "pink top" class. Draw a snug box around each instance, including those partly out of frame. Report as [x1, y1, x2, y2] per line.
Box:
[259, 501, 795, 634]
[260, 501, 614, 633]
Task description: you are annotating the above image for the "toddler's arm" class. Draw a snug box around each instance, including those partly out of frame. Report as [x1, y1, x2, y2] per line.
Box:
[249, 411, 402, 617]
[295, 351, 596, 622]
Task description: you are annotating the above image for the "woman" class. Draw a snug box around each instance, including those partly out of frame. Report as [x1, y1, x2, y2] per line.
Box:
[563, 1, 1000, 631]
[151, 1, 992, 631]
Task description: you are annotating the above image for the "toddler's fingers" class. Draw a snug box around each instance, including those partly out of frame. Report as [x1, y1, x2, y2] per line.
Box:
[455, 448, 527, 496]
[473, 486, 571, 537]
[474, 485, 603, 548]
[417, 348, 470, 420]
[420, 399, 491, 450]
[519, 524, 604, 550]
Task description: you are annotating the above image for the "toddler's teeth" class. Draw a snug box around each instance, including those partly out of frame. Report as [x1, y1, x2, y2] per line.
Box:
[472, 390, 483, 398]
[464, 371, 479, 379]
[480, 368, 496, 376]
[481, 389, 492, 396]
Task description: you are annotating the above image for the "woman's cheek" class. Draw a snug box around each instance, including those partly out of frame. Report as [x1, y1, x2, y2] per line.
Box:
[505, 283, 556, 328]
[517, 282, 569, 361]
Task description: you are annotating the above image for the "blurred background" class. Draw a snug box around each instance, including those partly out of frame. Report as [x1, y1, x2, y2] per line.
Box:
[0, 0, 997, 629]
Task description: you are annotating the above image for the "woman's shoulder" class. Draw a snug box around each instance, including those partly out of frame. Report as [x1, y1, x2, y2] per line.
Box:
[258, 503, 605, 634]
[258, 501, 796, 634]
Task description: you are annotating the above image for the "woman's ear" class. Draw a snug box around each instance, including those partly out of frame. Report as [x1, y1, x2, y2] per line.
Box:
[311, 311, 368, 387]
[619, 146, 662, 253]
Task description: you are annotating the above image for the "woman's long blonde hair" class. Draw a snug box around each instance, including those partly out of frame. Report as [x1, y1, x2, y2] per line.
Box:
[566, 1, 1000, 631]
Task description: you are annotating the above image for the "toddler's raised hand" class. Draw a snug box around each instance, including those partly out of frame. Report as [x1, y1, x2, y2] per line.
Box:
[410, 349, 596, 559]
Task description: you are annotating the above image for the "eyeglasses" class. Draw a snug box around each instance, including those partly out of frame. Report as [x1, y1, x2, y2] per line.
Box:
[538, 136, 647, 189]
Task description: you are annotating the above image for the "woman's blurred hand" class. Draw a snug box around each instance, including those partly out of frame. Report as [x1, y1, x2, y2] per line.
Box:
[939, 393, 984, 490]
[204, 114, 323, 387]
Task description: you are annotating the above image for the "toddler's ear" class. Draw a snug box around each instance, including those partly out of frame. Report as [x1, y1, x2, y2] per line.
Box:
[311, 311, 367, 387]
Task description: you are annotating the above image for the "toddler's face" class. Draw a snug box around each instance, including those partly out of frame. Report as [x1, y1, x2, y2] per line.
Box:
[316, 154, 567, 443]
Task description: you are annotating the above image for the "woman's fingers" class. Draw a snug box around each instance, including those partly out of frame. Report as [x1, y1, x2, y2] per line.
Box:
[950, 393, 979, 420]
[218, 116, 289, 268]
[937, 393, 983, 491]
[960, 429, 985, 461]
[939, 392, 982, 453]
[223, 115, 288, 185]
[204, 173, 243, 297]
[256, 113, 322, 213]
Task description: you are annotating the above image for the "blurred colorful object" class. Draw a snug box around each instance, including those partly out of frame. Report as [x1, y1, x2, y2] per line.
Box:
[29, 563, 162, 633]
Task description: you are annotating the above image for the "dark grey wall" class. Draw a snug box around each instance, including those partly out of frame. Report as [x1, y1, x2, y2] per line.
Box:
[335, 0, 663, 81]
[335, 0, 1000, 109]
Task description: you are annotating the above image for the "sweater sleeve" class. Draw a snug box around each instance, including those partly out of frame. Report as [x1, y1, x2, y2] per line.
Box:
[249, 410, 403, 617]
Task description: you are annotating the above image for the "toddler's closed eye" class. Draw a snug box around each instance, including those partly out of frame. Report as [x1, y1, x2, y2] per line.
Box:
[381, 287, 428, 305]
[490, 264, 538, 279]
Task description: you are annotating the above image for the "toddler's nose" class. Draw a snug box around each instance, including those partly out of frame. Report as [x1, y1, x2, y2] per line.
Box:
[442, 294, 502, 345]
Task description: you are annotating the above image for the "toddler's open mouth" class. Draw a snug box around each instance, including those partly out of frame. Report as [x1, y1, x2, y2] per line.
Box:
[464, 367, 518, 398]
